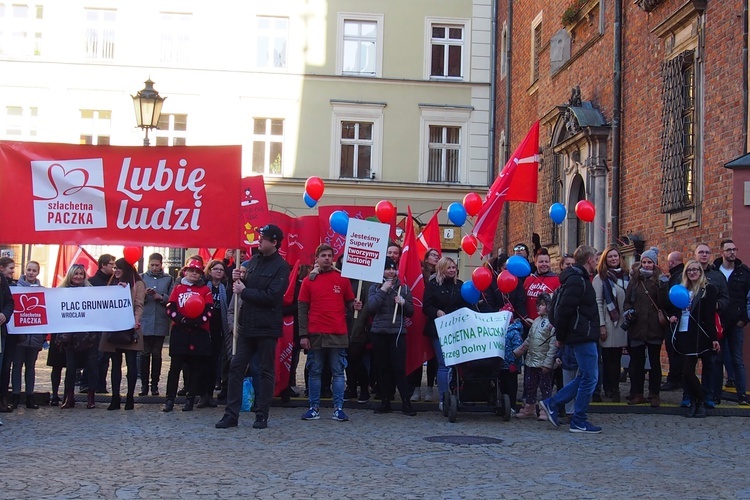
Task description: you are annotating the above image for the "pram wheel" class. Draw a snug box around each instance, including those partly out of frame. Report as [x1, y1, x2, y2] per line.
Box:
[502, 394, 511, 422]
[448, 394, 458, 423]
[442, 391, 451, 417]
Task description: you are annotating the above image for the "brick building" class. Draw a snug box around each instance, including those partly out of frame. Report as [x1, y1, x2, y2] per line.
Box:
[494, 0, 746, 264]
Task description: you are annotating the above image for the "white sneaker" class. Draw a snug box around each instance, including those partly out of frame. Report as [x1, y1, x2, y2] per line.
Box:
[410, 387, 421, 402]
[438, 401, 444, 412]
[423, 387, 434, 402]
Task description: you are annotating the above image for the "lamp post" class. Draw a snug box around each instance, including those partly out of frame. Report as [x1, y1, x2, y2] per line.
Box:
[131, 78, 165, 146]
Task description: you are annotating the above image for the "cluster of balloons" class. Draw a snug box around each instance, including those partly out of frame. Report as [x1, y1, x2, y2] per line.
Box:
[460, 255, 534, 304]
[303, 176, 325, 208]
[447, 192, 483, 229]
[548, 200, 596, 225]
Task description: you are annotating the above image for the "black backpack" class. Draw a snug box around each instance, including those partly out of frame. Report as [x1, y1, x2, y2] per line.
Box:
[548, 275, 586, 328]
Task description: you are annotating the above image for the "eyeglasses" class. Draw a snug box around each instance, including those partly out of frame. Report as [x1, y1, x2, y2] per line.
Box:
[724, 248, 738, 253]
[686, 268, 702, 274]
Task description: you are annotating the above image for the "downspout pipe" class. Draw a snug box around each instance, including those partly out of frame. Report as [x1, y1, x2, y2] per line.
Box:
[502, 0, 513, 252]
[611, 0, 623, 244]
[488, 0, 498, 187]
[744, 0, 748, 153]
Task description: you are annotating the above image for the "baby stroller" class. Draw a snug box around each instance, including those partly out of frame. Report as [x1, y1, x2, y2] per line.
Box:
[442, 355, 512, 423]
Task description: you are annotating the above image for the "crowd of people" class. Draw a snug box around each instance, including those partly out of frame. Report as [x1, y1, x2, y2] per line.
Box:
[0, 230, 747, 433]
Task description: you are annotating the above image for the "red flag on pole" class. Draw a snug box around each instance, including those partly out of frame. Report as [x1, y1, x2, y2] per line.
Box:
[473, 121, 540, 256]
[197, 248, 212, 264]
[275, 259, 300, 396]
[53, 245, 98, 286]
[400, 207, 435, 375]
[416, 207, 442, 261]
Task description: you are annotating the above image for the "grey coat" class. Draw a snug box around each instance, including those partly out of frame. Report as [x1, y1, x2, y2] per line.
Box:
[367, 279, 414, 335]
[140, 271, 174, 337]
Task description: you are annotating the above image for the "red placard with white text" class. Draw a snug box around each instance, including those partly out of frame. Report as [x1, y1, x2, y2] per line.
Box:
[0, 141, 241, 247]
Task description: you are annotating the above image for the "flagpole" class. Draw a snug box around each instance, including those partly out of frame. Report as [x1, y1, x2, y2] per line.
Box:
[392, 285, 402, 324]
[353, 280, 363, 319]
[232, 247, 241, 356]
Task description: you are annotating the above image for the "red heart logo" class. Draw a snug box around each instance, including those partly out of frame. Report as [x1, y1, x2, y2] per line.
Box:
[14, 294, 43, 313]
[47, 163, 91, 197]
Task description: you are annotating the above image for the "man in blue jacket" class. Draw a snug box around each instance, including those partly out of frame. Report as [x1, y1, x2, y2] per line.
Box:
[540, 245, 602, 434]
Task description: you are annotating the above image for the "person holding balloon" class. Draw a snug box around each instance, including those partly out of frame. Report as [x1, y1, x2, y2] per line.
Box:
[163, 259, 214, 413]
[667, 260, 719, 418]
[489, 253, 528, 319]
[522, 249, 560, 327]
[423, 256, 472, 411]
[99, 258, 145, 411]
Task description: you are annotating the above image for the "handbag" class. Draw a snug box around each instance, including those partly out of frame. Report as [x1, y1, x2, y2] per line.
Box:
[641, 282, 668, 327]
[107, 329, 137, 345]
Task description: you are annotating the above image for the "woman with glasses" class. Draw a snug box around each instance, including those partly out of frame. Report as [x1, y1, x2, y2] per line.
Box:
[100, 258, 145, 410]
[198, 259, 231, 408]
[668, 259, 719, 418]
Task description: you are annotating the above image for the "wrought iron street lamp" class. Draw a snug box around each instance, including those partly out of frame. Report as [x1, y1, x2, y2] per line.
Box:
[132, 79, 165, 146]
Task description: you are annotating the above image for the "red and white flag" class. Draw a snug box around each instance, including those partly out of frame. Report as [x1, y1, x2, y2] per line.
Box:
[52, 245, 98, 286]
[416, 207, 442, 261]
[275, 259, 300, 396]
[400, 207, 435, 375]
[473, 121, 540, 256]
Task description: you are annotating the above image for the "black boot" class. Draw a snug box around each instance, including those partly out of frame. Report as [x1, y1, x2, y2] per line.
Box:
[10, 394, 20, 409]
[374, 400, 392, 414]
[139, 354, 150, 396]
[138, 385, 149, 397]
[0, 395, 13, 413]
[151, 357, 162, 396]
[107, 394, 121, 411]
[162, 399, 174, 412]
[25, 396, 39, 410]
[182, 396, 195, 412]
[401, 398, 417, 416]
[50, 394, 60, 407]
[124, 394, 135, 410]
[87, 390, 96, 409]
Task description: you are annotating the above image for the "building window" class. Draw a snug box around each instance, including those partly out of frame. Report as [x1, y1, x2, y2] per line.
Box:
[660, 50, 697, 213]
[251, 118, 283, 175]
[256, 16, 287, 69]
[499, 22, 508, 80]
[427, 126, 460, 183]
[0, 3, 43, 57]
[79, 109, 111, 145]
[430, 24, 464, 78]
[336, 14, 383, 77]
[531, 13, 543, 84]
[155, 113, 187, 146]
[160, 12, 191, 65]
[84, 8, 115, 60]
[330, 101, 384, 179]
[4, 106, 37, 137]
[419, 105, 471, 184]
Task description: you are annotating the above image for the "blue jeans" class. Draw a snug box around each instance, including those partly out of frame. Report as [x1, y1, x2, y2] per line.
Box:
[308, 348, 347, 409]
[548, 341, 598, 425]
[725, 325, 747, 398]
[432, 338, 450, 403]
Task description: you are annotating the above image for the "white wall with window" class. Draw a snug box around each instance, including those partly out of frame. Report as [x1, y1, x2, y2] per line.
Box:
[83, 8, 115, 60]
[255, 16, 287, 70]
[419, 105, 471, 184]
[425, 17, 470, 80]
[336, 13, 383, 77]
[250, 117, 284, 176]
[160, 12, 191, 65]
[154, 113, 187, 146]
[330, 101, 384, 179]
[0, 3, 43, 57]
[3, 105, 37, 137]
[79, 109, 111, 145]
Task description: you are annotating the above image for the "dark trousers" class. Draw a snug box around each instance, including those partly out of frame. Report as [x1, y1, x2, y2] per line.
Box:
[664, 333, 683, 384]
[166, 354, 208, 399]
[682, 354, 704, 404]
[204, 333, 223, 396]
[346, 341, 370, 395]
[372, 334, 410, 402]
[96, 352, 111, 392]
[601, 347, 623, 395]
[12, 345, 40, 395]
[0, 334, 17, 397]
[225, 336, 277, 420]
[111, 350, 138, 397]
[629, 342, 662, 396]
[64, 347, 98, 394]
[140, 336, 165, 390]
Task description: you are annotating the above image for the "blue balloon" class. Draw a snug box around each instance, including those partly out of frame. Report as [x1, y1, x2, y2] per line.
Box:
[668, 284, 690, 309]
[303, 192, 317, 208]
[447, 202, 467, 226]
[461, 281, 481, 305]
[549, 202, 566, 224]
[506, 255, 532, 278]
[329, 210, 349, 235]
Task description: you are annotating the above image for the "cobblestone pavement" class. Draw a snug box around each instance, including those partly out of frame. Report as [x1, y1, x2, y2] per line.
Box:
[2, 350, 749, 498]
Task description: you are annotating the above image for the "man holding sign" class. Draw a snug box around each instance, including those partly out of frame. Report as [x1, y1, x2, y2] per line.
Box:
[299, 244, 362, 422]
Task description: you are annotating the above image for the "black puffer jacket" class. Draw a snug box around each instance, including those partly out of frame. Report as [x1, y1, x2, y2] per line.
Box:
[423, 277, 471, 339]
[554, 264, 598, 345]
[237, 252, 290, 338]
[712, 257, 750, 326]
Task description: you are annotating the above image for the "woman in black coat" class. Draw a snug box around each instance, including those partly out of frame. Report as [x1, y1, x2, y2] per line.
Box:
[667, 259, 719, 418]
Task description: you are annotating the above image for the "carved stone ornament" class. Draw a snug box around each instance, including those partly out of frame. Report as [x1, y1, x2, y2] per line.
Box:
[635, 0, 664, 13]
[568, 85, 582, 107]
[564, 108, 581, 136]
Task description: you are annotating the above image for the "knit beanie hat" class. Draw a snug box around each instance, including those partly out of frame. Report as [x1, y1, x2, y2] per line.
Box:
[640, 246, 659, 266]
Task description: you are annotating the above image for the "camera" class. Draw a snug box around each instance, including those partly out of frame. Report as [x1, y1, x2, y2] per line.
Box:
[620, 308, 636, 331]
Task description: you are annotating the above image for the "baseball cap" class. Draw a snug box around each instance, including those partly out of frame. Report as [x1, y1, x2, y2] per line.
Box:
[384, 257, 397, 270]
[257, 224, 283, 242]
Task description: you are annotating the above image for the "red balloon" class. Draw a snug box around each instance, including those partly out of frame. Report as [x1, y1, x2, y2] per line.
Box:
[575, 200, 596, 223]
[471, 266, 493, 292]
[375, 200, 396, 223]
[123, 246, 142, 265]
[463, 192, 483, 217]
[305, 176, 325, 201]
[497, 270, 519, 293]
[183, 293, 205, 319]
[461, 234, 478, 256]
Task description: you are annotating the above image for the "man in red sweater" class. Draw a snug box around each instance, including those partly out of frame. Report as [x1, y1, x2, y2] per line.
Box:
[299, 244, 362, 422]
[523, 248, 561, 326]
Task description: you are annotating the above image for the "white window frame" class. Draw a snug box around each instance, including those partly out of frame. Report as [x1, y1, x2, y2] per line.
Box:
[424, 17, 470, 81]
[418, 105, 471, 184]
[79, 109, 111, 145]
[254, 16, 288, 70]
[530, 11, 543, 85]
[83, 8, 116, 60]
[336, 13, 383, 77]
[330, 101, 385, 179]
[155, 113, 188, 146]
[159, 12, 192, 65]
[250, 117, 284, 176]
[3, 105, 38, 137]
[0, 3, 43, 57]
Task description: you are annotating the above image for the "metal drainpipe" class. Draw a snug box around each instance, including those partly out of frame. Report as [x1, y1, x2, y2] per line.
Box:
[744, 0, 748, 152]
[502, 0, 513, 253]
[611, 0, 623, 244]
[488, 0, 498, 188]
